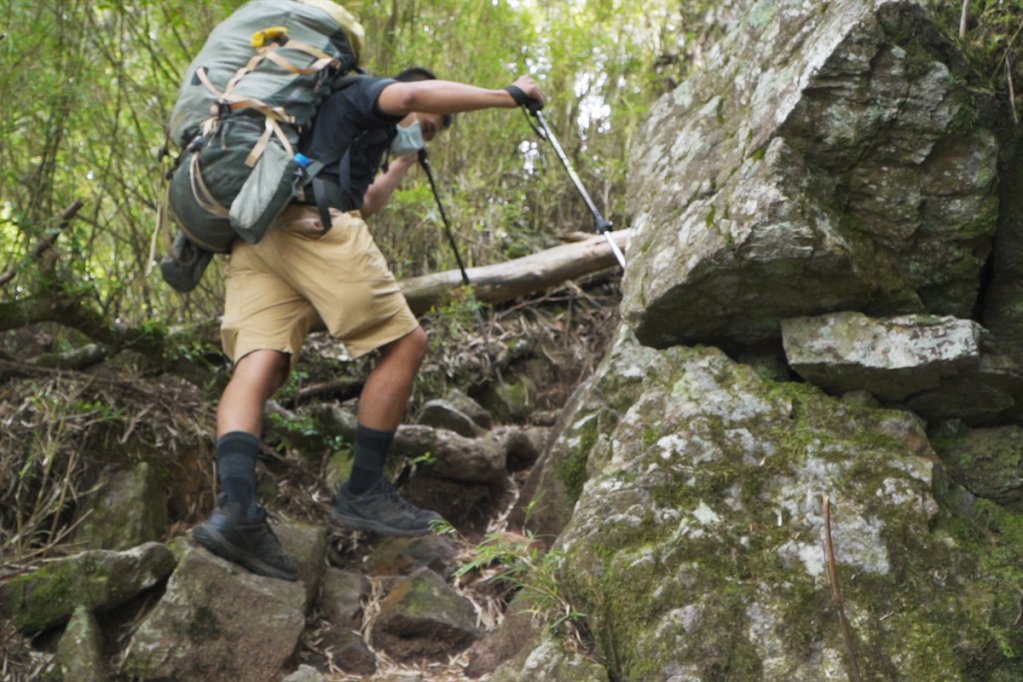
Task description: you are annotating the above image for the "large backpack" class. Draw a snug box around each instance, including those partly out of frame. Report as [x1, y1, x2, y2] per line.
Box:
[160, 0, 363, 292]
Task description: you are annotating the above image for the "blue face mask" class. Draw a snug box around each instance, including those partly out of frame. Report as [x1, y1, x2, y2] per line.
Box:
[390, 118, 425, 158]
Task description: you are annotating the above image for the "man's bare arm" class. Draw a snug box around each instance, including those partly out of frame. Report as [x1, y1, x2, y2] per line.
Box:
[376, 75, 545, 117]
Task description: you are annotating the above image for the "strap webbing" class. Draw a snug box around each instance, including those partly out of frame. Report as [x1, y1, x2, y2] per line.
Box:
[312, 178, 335, 234]
[246, 117, 295, 167]
[189, 153, 230, 218]
[195, 67, 223, 98]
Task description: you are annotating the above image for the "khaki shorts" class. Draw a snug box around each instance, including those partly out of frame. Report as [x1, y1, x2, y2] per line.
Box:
[221, 205, 419, 365]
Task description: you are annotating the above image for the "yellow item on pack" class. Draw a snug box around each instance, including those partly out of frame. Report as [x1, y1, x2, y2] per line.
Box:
[251, 26, 289, 48]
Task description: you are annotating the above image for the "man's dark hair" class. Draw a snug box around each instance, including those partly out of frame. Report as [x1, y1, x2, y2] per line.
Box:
[393, 66, 454, 129]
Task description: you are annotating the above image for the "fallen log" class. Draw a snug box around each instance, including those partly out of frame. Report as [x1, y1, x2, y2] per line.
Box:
[400, 228, 631, 315]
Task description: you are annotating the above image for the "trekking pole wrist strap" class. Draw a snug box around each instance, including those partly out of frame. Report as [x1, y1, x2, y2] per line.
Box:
[505, 85, 542, 113]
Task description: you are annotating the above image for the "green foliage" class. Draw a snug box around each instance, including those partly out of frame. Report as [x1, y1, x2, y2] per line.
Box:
[454, 528, 586, 633]
[928, 0, 1023, 91]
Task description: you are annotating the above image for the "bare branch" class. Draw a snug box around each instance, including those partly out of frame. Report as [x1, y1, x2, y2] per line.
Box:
[1008, 57, 1020, 127]
[0, 200, 84, 287]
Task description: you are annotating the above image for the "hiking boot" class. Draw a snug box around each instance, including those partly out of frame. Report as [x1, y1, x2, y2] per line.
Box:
[192, 494, 299, 582]
[332, 478, 444, 537]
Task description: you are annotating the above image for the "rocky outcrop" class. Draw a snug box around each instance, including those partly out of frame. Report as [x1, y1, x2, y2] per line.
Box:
[623, 0, 998, 348]
[930, 421, 1023, 507]
[489, 633, 610, 682]
[542, 334, 1014, 679]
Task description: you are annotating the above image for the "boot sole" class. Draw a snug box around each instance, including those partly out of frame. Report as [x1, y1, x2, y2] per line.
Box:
[192, 524, 299, 582]
[330, 509, 432, 537]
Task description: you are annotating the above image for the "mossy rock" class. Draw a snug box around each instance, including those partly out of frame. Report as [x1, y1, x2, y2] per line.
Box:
[0, 543, 176, 634]
[553, 340, 1021, 680]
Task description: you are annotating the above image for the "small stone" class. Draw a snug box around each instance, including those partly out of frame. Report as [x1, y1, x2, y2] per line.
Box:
[74, 463, 167, 551]
[274, 518, 328, 609]
[444, 389, 493, 428]
[318, 568, 368, 629]
[281, 664, 325, 682]
[371, 568, 479, 662]
[320, 627, 376, 675]
[782, 312, 983, 401]
[416, 399, 484, 437]
[362, 535, 459, 579]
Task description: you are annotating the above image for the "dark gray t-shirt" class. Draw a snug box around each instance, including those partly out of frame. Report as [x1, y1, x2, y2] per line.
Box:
[300, 75, 404, 211]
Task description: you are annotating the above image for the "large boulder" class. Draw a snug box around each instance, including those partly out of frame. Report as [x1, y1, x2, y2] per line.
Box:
[540, 333, 1019, 679]
[121, 541, 306, 682]
[623, 0, 997, 348]
[0, 542, 176, 634]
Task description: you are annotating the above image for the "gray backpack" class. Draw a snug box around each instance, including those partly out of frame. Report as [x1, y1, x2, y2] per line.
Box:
[160, 0, 363, 292]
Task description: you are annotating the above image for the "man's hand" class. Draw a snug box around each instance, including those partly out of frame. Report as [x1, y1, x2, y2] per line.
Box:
[390, 152, 419, 166]
[510, 75, 545, 108]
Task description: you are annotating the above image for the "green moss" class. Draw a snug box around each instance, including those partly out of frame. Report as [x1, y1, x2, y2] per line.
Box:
[3, 564, 76, 633]
[556, 417, 599, 505]
[705, 204, 717, 227]
[641, 425, 662, 447]
[937, 499, 1023, 661]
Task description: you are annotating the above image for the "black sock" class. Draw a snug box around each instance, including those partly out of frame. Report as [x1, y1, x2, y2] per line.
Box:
[216, 431, 261, 513]
[347, 423, 395, 494]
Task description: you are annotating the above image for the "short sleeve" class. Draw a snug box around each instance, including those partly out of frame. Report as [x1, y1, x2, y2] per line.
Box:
[341, 77, 405, 128]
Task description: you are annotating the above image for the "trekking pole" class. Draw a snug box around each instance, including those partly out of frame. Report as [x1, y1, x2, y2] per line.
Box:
[418, 148, 471, 286]
[416, 148, 493, 351]
[515, 98, 626, 269]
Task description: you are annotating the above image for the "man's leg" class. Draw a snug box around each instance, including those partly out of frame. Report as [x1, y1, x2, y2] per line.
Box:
[334, 327, 444, 535]
[347, 327, 428, 493]
[193, 350, 299, 581]
[215, 350, 290, 509]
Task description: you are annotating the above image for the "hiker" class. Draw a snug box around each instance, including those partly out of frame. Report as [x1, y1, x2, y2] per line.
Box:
[191, 67, 545, 581]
